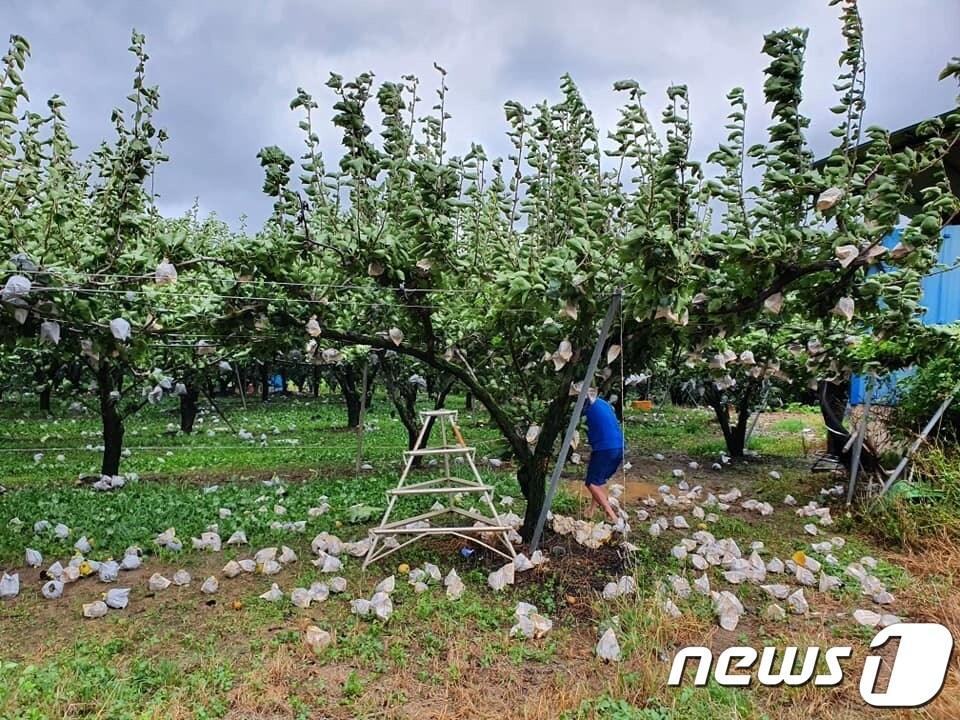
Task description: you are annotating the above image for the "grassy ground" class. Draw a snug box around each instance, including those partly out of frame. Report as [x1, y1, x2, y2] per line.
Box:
[0, 393, 957, 719]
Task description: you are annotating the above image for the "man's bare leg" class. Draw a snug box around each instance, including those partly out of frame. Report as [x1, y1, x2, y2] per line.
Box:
[587, 484, 618, 524]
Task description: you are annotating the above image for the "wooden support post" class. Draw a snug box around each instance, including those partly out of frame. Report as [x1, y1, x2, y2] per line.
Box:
[529, 290, 622, 554]
[846, 374, 873, 505]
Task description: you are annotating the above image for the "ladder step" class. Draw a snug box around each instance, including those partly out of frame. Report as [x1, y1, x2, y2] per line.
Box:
[377, 507, 443, 530]
[404, 446, 474, 457]
[375, 505, 512, 531]
[371, 525, 513, 535]
[389, 484, 493, 496]
[419, 409, 457, 418]
[452, 507, 512, 526]
[402, 476, 485, 488]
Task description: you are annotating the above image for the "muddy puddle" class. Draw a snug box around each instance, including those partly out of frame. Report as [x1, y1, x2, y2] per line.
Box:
[563, 478, 663, 503]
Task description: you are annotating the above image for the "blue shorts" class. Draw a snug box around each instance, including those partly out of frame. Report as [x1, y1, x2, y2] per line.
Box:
[585, 448, 623, 486]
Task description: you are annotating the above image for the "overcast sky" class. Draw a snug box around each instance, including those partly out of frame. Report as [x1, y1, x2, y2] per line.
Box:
[7, 1, 959, 229]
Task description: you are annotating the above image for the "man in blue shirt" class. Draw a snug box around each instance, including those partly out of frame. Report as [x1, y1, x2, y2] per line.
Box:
[582, 395, 624, 524]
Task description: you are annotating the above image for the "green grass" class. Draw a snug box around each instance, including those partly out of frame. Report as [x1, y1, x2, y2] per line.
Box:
[0, 638, 235, 719]
[0, 391, 532, 718]
[623, 407, 715, 455]
[0, 392, 933, 719]
[0, 392, 505, 487]
[624, 404, 822, 459]
[0, 393, 521, 564]
[859, 447, 960, 546]
[770, 418, 806, 433]
[561, 695, 670, 720]
[561, 682, 757, 720]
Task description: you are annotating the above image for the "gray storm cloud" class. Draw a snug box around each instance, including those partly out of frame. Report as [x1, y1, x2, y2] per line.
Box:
[7, 0, 958, 227]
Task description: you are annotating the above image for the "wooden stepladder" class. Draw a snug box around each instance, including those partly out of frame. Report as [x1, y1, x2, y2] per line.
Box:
[362, 409, 517, 568]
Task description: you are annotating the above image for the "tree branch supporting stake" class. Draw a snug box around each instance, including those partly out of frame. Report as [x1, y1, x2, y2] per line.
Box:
[881, 381, 960, 495]
[201, 388, 236, 434]
[744, 380, 771, 450]
[529, 290, 621, 554]
[235, 366, 247, 410]
[846, 374, 873, 505]
[354, 359, 370, 477]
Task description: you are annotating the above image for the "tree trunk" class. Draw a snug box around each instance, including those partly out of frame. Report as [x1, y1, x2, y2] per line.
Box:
[464, 392, 474, 411]
[312, 366, 321, 398]
[518, 454, 550, 541]
[337, 367, 362, 428]
[101, 412, 124, 476]
[401, 409, 425, 467]
[382, 370, 419, 457]
[39, 385, 52, 413]
[66, 361, 83, 387]
[336, 364, 376, 428]
[179, 385, 201, 433]
[516, 382, 576, 541]
[364, 367, 376, 410]
[35, 359, 58, 413]
[345, 391, 361, 428]
[405, 422, 421, 455]
[726, 413, 749, 457]
[819, 380, 851, 466]
[97, 366, 125, 477]
[705, 382, 753, 457]
[280, 367, 289, 395]
[611, 394, 624, 422]
[669, 382, 684, 406]
[260, 364, 270, 402]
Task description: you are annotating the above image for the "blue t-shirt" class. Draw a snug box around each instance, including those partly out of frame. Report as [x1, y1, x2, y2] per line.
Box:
[583, 398, 624, 451]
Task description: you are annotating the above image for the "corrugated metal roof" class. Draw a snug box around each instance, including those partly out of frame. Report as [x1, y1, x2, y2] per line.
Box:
[812, 112, 960, 217]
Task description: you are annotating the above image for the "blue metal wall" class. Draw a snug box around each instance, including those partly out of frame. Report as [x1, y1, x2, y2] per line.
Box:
[850, 225, 960, 405]
[920, 226, 960, 324]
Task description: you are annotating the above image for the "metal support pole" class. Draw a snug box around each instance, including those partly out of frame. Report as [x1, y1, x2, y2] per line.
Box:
[201, 388, 236, 433]
[234, 366, 247, 410]
[529, 290, 622, 554]
[846, 374, 873, 505]
[354, 360, 370, 476]
[881, 382, 960, 495]
[744, 381, 771, 450]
